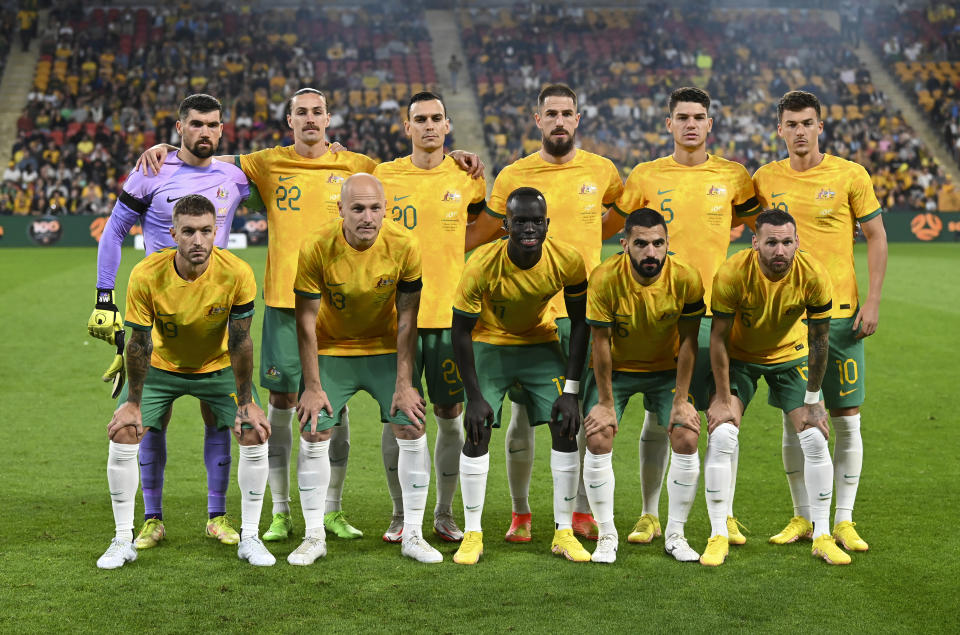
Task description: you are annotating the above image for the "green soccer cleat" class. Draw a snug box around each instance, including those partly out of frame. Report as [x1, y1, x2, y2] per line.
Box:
[627, 514, 661, 544]
[262, 512, 294, 542]
[324, 510, 363, 539]
[205, 515, 240, 545]
[134, 518, 165, 550]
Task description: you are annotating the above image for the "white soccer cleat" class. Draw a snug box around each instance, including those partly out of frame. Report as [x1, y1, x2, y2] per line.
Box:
[401, 534, 443, 563]
[664, 533, 700, 562]
[287, 536, 327, 566]
[97, 538, 137, 569]
[382, 514, 404, 543]
[237, 536, 276, 567]
[591, 534, 618, 564]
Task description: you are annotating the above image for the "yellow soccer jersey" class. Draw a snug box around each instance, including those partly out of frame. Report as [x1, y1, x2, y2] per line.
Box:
[453, 237, 587, 346]
[239, 146, 377, 308]
[711, 248, 833, 365]
[753, 154, 882, 319]
[586, 253, 705, 372]
[487, 150, 622, 318]
[614, 155, 760, 309]
[374, 155, 486, 329]
[294, 219, 422, 356]
[124, 248, 257, 374]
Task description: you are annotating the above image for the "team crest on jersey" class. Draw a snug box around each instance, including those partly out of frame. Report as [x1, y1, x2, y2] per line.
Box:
[579, 183, 598, 195]
[375, 277, 396, 288]
[442, 191, 461, 202]
[207, 305, 228, 316]
[706, 185, 727, 197]
[327, 174, 345, 184]
[816, 188, 836, 200]
[215, 186, 228, 199]
[659, 311, 678, 321]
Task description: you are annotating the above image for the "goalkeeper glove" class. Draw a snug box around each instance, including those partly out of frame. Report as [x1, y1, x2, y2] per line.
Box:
[102, 327, 126, 399]
[88, 288, 123, 344]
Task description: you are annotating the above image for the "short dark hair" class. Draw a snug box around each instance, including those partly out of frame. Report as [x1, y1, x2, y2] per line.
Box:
[287, 87, 326, 115]
[506, 187, 547, 217]
[777, 90, 821, 122]
[407, 91, 446, 118]
[624, 208, 667, 235]
[178, 94, 222, 120]
[172, 194, 216, 221]
[755, 208, 796, 231]
[538, 83, 578, 110]
[668, 87, 710, 115]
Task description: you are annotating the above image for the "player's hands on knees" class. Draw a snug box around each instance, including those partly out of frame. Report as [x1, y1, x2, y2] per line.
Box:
[669, 399, 700, 437]
[234, 402, 270, 443]
[448, 150, 485, 179]
[853, 301, 879, 340]
[135, 144, 170, 176]
[706, 396, 740, 434]
[297, 389, 333, 434]
[107, 402, 143, 442]
[583, 403, 617, 438]
[800, 402, 830, 440]
[551, 393, 581, 439]
[391, 386, 426, 432]
[464, 399, 494, 446]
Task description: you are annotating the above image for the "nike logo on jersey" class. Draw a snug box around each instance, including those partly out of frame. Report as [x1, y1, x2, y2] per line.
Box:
[839, 388, 858, 396]
[657, 189, 674, 195]
[278, 175, 295, 182]
[394, 195, 410, 201]
[771, 192, 787, 198]
[166, 196, 184, 203]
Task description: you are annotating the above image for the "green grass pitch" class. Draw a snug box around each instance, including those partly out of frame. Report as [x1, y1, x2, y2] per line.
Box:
[0, 243, 957, 632]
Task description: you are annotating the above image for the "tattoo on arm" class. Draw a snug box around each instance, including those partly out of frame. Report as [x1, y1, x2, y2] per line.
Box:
[228, 316, 254, 405]
[806, 320, 830, 392]
[126, 329, 152, 405]
[395, 290, 421, 336]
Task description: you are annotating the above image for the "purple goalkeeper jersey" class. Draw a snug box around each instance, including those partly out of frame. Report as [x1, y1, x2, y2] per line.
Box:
[96, 153, 250, 289]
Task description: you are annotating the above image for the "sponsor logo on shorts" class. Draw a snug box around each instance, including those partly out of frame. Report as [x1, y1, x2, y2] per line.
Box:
[839, 388, 858, 396]
[266, 366, 281, 379]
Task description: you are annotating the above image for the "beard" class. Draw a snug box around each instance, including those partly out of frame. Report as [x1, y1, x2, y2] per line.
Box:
[631, 255, 665, 279]
[542, 129, 575, 157]
[761, 254, 792, 274]
[188, 139, 216, 159]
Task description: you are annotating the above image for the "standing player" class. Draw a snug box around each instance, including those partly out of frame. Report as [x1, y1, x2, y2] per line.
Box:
[451, 187, 590, 565]
[754, 90, 887, 552]
[466, 83, 623, 542]
[97, 195, 273, 569]
[582, 209, 705, 563]
[612, 87, 760, 547]
[373, 91, 486, 543]
[704, 208, 849, 566]
[292, 173, 441, 564]
[88, 94, 251, 551]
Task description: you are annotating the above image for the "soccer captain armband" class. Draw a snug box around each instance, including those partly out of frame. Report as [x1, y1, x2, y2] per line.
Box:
[88, 289, 123, 344]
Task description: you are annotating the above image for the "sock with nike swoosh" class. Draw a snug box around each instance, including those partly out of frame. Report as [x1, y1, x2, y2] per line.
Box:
[434, 415, 464, 515]
[397, 436, 430, 537]
[139, 428, 165, 520]
[297, 438, 330, 538]
[831, 414, 862, 524]
[266, 405, 295, 515]
[324, 409, 350, 514]
[781, 412, 810, 519]
[505, 402, 534, 514]
[460, 452, 489, 532]
[704, 423, 737, 538]
[238, 442, 269, 540]
[665, 450, 699, 538]
[551, 449, 579, 531]
[798, 427, 832, 538]
[204, 424, 231, 518]
[381, 422, 403, 515]
[108, 441, 139, 541]
[639, 411, 669, 517]
[583, 450, 616, 536]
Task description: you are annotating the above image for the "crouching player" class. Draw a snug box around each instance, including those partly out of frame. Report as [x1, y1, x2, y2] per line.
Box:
[97, 195, 272, 569]
[703, 208, 849, 566]
[582, 208, 705, 563]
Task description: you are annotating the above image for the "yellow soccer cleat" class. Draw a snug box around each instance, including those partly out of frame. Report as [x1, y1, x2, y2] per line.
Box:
[551, 528, 591, 562]
[206, 515, 240, 545]
[727, 516, 747, 545]
[453, 531, 484, 565]
[833, 521, 869, 552]
[812, 535, 852, 565]
[699, 535, 729, 566]
[627, 513, 661, 544]
[134, 518, 165, 550]
[769, 516, 813, 545]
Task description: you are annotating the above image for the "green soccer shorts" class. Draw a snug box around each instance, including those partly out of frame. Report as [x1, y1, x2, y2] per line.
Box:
[643, 316, 711, 414]
[259, 306, 302, 394]
[583, 368, 677, 426]
[417, 328, 464, 406]
[472, 341, 567, 427]
[821, 315, 866, 410]
[713, 357, 809, 414]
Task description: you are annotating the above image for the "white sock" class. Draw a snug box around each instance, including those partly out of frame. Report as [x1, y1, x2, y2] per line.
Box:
[107, 441, 139, 542]
[574, 426, 591, 514]
[639, 411, 669, 517]
[505, 401, 534, 514]
[798, 427, 833, 538]
[551, 449, 579, 530]
[728, 436, 739, 518]
[832, 414, 862, 525]
[381, 422, 403, 516]
[583, 450, 616, 537]
[434, 415, 464, 515]
[266, 405, 295, 515]
[238, 442, 269, 540]
[460, 452, 489, 532]
[665, 450, 700, 538]
[704, 423, 738, 537]
[782, 412, 810, 519]
[297, 438, 330, 538]
[324, 410, 350, 514]
[397, 436, 430, 537]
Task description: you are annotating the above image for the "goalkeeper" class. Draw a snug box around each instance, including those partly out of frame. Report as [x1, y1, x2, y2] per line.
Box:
[89, 94, 256, 552]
